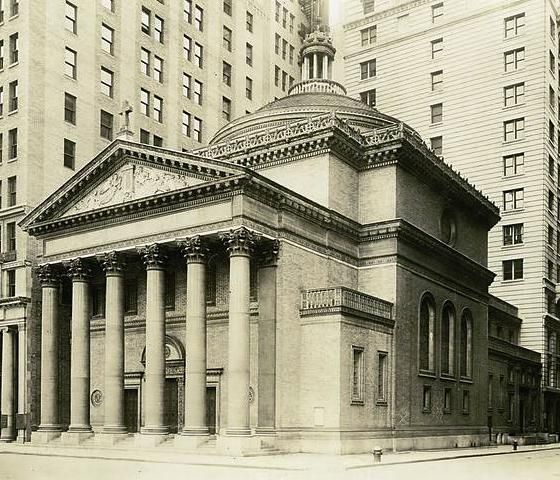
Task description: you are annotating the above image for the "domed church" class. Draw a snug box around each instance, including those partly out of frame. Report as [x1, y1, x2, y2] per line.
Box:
[19, 29, 502, 454]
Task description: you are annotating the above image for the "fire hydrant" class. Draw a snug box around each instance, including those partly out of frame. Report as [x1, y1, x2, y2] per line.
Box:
[373, 447, 383, 463]
[512, 440, 518, 451]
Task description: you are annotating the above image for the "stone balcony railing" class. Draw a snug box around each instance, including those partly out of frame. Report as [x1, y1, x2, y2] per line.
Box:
[300, 286, 393, 322]
[288, 79, 347, 96]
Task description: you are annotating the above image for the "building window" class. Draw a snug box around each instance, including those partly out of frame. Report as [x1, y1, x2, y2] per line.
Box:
[275, 1, 280, 22]
[548, 259, 554, 280]
[422, 385, 432, 412]
[6, 222, 15, 252]
[65, 47, 77, 78]
[63, 138, 75, 169]
[431, 70, 443, 91]
[140, 129, 150, 144]
[504, 13, 525, 38]
[183, 35, 192, 61]
[101, 24, 114, 54]
[351, 346, 365, 403]
[462, 390, 470, 414]
[7, 176, 16, 206]
[153, 55, 163, 82]
[124, 279, 138, 314]
[504, 48, 524, 72]
[0, 40, 4, 70]
[290, 13, 295, 32]
[182, 73, 191, 98]
[153, 95, 163, 122]
[246, 43, 253, 66]
[549, 189, 555, 211]
[503, 188, 524, 210]
[65, 2, 77, 33]
[246, 77, 253, 100]
[8, 33, 17, 66]
[222, 26, 232, 52]
[193, 80, 203, 105]
[194, 6, 203, 31]
[282, 39, 287, 60]
[153, 135, 163, 147]
[223, 61, 232, 86]
[550, 120, 555, 143]
[504, 118, 524, 141]
[0, 87, 3, 116]
[194, 43, 203, 68]
[10, 0, 18, 17]
[360, 59, 376, 79]
[431, 38, 443, 59]
[140, 48, 150, 75]
[377, 352, 387, 402]
[193, 117, 202, 142]
[8, 80, 17, 112]
[363, 0, 375, 15]
[100, 67, 114, 97]
[419, 295, 435, 372]
[141, 7, 151, 35]
[154, 15, 164, 43]
[503, 223, 523, 245]
[102, 0, 114, 12]
[441, 303, 455, 376]
[503, 258, 523, 280]
[503, 153, 524, 176]
[504, 82, 524, 107]
[431, 2, 443, 22]
[360, 89, 376, 107]
[282, 7, 287, 28]
[0, 133, 3, 163]
[246, 11, 253, 32]
[184, 0, 192, 22]
[222, 96, 231, 121]
[551, 16, 556, 37]
[550, 86, 555, 110]
[165, 271, 175, 310]
[6, 269, 15, 297]
[282, 71, 287, 91]
[223, 0, 232, 16]
[182, 111, 191, 137]
[274, 65, 280, 87]
[443, 388, 452, 412]
[430, 103, 443, 123]
[430, 136, 442, 156]
[289, 45, 294, 64]
[99, 110, 113, 140]
[460, 310, 473, 378]
[361, 25, 377, 46]
[140, 89, 150, 116]
[8, 128, 17, 159]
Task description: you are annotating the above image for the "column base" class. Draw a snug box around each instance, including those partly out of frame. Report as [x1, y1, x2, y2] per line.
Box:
[140, 426, 169, 435]
[0, 435, 16, 443]
[61, 431, 94, 445]
[181, 426, 209, 436]
[255, 426, 276, 436]
[216, 434, 263, 456]
[31, 429, 62, 444]
[102, 425, 128, 435]
[225, 427, 252, 436]
[174, 433, 210, 450]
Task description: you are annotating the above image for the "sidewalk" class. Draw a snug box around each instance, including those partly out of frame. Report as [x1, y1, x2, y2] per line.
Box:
[0, 441, 558, 472]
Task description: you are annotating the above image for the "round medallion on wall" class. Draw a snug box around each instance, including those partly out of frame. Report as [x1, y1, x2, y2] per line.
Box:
[440, 209, 457, 246]
[248, 386, 255, 404]
[91, 389, 103, 407]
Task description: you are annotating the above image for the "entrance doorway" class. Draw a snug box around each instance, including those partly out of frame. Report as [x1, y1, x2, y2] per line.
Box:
[124, 388, 139, 433]
[206, 386, 217, 435]
[164, 378, 179, 433]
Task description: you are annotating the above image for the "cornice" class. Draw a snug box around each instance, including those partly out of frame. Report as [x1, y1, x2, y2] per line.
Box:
[343, 0, 431, 31]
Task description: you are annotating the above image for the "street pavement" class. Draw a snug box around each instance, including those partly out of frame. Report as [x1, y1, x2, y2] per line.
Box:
[0, 443, 558, 480]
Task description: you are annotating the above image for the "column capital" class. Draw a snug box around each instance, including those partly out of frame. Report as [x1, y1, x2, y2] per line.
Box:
[98, 251, 126, 275]
[65, 258, 92, 282]
[138, 243, 167, 270]
[178, 235, 208, 264]
[220, 227, 260, 257]
[36, 264, 61, 287]
[257, 239, 280, 267]
[0, 325, 15, 334]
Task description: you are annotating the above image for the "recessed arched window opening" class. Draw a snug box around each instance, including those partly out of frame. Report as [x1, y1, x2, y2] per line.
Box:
[441, 303, 455, 376]
[419, 295, 435, 372]
[460, 310, 473, 378]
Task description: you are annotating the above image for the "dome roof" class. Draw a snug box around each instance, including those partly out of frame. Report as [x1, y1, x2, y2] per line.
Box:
[210, 91, 401, 145]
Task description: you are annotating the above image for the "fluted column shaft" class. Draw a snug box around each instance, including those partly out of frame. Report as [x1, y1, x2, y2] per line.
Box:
[181, 236, 208, 436]
[0, 328, 15, 441]
[37, 265, 61, 432]
[68, 259, 92, 432]
[221, 227, 258, 436]
[140, 244, 168, 435]
[100, 252, 127, 434]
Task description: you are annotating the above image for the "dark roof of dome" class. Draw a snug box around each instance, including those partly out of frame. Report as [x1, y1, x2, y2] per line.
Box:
[209, 91, 402, 145]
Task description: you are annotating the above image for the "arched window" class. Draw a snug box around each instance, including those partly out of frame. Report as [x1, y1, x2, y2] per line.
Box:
[460, 310, 473, 378]
[441, 303, 455, 376]
[419, 295, 435, 372]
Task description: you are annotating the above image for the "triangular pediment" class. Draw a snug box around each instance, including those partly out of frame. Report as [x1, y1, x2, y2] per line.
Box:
[21, 140, 247, 232]
[61, 162, 207, 218]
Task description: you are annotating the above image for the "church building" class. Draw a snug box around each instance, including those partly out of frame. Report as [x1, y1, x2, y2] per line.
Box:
[14, 30, 504, 454]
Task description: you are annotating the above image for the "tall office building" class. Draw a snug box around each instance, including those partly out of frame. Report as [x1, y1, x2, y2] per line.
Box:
[340, 0, 560, 431]
[0, 0, 309, 442]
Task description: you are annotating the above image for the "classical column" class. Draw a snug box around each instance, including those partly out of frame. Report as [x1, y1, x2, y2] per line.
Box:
[221, 227, 258, 436]
[67, 258, 92, 433]
[36, 265, 62, 436]
[99, 252, 127, 434]
[139, 244, 168, 436]
[16, 324, 26, 443]
[313, 53, 318, 79]
[303, 56, 309, 80]
[322, 54, 328, 80]
[179, 236, 208, 437]
[0, 327, 15, 442]
[256, 241, 280, 434]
